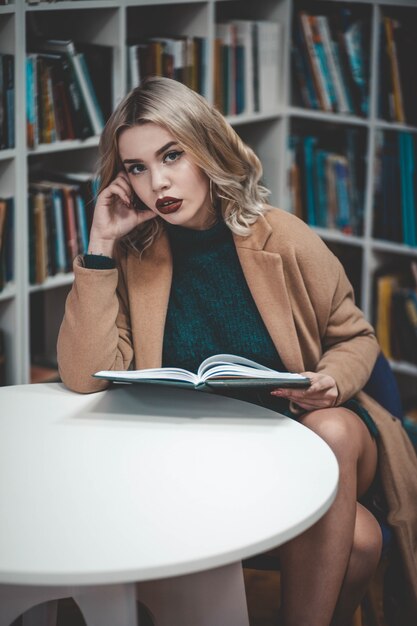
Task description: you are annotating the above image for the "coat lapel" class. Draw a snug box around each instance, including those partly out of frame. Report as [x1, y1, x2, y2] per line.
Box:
[233, 215, 305, 373]
[128, 213, 305, 373]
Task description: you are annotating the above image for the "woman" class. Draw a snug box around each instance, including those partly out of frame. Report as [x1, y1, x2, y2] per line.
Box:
[57, 77, 417, 625]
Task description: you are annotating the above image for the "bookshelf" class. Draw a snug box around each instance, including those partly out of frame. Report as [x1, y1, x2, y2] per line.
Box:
[0, 0, 416, 413]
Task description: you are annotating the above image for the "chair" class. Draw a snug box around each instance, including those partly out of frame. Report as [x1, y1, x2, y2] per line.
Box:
[243, 352, 406, 626]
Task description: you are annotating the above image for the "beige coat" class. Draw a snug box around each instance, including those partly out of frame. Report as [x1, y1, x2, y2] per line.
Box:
[57, 207, 417, 611]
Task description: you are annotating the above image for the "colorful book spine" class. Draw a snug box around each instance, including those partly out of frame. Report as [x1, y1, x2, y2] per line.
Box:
[315, 15, 350, 114]
[298, 12, 330, 111]
[384, 17, 405, 123]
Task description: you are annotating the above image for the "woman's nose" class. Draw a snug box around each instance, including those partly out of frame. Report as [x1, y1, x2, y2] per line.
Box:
[151, 168, 170, 193]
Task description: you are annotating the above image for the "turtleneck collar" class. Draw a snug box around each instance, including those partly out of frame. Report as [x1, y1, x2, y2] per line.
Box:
[165, 220, 231, 256]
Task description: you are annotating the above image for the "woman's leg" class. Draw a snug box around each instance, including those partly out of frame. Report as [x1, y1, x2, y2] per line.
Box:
[278, 407, 380, 626]
[331, 503, 382, 626]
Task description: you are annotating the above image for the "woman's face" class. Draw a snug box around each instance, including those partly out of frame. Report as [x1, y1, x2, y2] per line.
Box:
[118, 122, 214, 230]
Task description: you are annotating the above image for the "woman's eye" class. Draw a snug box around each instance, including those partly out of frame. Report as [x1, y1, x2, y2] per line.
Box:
[164, 150, 184, 164]
[127, 163, 145, 175]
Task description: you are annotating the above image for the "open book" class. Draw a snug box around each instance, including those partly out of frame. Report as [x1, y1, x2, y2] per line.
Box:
[93, 353, 311, 391]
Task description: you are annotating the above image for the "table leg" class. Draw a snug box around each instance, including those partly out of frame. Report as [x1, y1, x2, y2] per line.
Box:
[136, 562, 250, 626]
[0, 583, 137, 626]
[22, 601, 58, 626]
[73, 583, 137, 626]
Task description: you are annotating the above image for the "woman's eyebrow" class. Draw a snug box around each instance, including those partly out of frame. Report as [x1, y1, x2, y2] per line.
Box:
[122, 141, 179, 164]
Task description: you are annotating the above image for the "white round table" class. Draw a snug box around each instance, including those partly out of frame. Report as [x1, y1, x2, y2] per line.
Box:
[0, 382, 338, 626]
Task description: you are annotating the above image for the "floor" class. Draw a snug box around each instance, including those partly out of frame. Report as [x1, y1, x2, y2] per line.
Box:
[244, 568, 281, 626]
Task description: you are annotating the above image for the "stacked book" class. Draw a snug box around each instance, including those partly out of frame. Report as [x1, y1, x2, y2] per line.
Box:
[214, 20, 281, 116]
[375, 263, 417, 365]
[28, 172, 96, 284]
[0, 196, 13, 291]
[373, 130, 417, 247]
[0, 53, 14, 150]
[292, 8, 369, 117]
[127, 36, 207, 97]
[379, 14, 417, 126]
[26, 39, 112, 148]
[287, 127, 363, 235]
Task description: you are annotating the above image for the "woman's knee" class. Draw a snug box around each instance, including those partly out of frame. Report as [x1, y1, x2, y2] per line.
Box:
[298, 407, 364, 462]
[349, 504, 383, 580]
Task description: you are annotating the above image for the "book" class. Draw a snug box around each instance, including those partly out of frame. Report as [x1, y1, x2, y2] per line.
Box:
[298, 12, 331, 112]
[315, 15, 350, 114]
[31, 40, 94, 139]
[384, 17, 405, 124]
[256, 20, 281, 113]
[375, 273, 396, 359]
[94, 353, 311, 391]
[2, 54, 14, 148]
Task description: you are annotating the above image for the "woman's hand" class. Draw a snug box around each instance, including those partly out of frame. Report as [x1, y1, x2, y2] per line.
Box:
[88, 172, 156, 257]
[271, 372, 338, 412]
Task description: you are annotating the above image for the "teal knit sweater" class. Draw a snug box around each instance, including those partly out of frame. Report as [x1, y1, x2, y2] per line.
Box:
[162, 220, 286, 375]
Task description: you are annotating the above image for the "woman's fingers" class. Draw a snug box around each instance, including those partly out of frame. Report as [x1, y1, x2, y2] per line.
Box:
[271, 372, 338, 410]
[103, 179, 132, 206]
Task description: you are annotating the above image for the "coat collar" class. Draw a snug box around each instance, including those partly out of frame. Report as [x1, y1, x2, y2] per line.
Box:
[128, 213, 305, 373]
[233, 214, 305, 373]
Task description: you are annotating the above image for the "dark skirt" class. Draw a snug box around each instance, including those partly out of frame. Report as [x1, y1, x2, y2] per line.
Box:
[212, 387, 379, 439]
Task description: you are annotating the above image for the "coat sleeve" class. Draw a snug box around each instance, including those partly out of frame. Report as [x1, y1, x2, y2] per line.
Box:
[57, 255, 134, 394]
[312, 252, 380, 404]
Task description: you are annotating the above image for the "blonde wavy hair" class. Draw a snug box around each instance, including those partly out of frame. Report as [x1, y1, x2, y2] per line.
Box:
[97, 76, 270, 254]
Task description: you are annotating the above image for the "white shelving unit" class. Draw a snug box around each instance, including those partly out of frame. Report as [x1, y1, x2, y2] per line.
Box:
[0, 0, 416, 406]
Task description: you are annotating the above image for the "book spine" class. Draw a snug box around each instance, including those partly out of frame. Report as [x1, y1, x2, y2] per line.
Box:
[28, 192, 36, 285]
[315, 16, 350, 114]
[3, 55, 14, 148]
[334, 156, 351, 233]
[0, 54, 5, 150]
[74, 189, 89, 255]
[4, 197, 14, 283]
[398, 132, 409, 246]
[342, 20, 368, 116]
[43, 60, 57, 143]
[72, 52, 104, 135]
[234, 21, 254, 115]
[384, 17, 405, 123]
[59, 52, 93, 139]
[298, 12, 331, 112]
[62, 186, 79, 267]
[33, 191, 48, 284]
[51, 187, 67, 273]
[314, 149, 328, 228]
[309, 16, 337, 112]
[303, 135, 318, 226]
[44, 186, 57, 276]
[128, 45, 140, 90]
[405, 133, 417, 247]
[325, 154, 338, 229]
[375, 274, 394, 359]
[292, 20, 319, 109]
[0, 198, 7, 290]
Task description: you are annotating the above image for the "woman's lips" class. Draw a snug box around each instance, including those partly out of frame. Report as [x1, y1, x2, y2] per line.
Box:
[156, 199, 183, 214]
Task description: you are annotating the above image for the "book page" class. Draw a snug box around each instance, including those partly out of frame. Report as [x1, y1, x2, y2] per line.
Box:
[94, 367, 198, 384]
[197, 353, 308, 383]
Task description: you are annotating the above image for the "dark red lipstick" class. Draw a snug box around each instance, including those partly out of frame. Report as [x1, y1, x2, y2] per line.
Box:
[155, 197, 183, 214]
